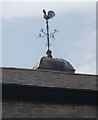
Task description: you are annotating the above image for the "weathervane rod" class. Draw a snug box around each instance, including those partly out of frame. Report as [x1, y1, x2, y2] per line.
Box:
[46, 20, 50, 50]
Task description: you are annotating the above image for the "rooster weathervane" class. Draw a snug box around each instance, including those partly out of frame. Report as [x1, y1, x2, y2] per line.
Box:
[37, 9, 58, 58]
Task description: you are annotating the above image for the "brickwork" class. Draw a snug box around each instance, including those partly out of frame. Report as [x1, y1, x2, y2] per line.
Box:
[2, 102, 96, 118]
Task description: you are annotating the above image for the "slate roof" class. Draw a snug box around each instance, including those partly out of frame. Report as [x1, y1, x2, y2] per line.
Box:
[1, 67, 97, 90]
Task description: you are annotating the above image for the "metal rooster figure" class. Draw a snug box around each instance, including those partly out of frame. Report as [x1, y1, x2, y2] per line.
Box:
[43, 9, 55, 20]
[37, 9, 57, 58]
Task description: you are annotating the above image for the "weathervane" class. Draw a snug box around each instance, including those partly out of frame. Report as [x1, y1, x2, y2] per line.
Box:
[37, 9, 57, 58]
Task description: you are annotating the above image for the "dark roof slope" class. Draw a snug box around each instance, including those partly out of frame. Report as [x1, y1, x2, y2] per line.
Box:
[1, 67, 97, 90]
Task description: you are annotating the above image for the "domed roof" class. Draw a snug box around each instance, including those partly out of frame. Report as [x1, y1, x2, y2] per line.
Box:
[37, 56, 75, 73]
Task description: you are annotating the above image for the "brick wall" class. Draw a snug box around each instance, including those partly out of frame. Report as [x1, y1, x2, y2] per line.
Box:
[2, 102, 96, 118]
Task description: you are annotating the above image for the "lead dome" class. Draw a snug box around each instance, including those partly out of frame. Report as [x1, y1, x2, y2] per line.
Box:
[33, 50, 75, 73]
[37, 56, 75, 73]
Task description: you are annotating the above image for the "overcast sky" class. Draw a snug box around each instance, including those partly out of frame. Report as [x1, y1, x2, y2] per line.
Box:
[0, 1, 96, 74]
